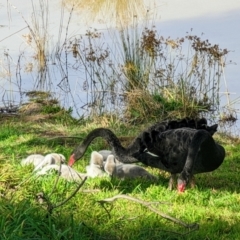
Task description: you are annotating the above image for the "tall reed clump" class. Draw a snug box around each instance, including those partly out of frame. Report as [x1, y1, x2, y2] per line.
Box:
[68, 24, 229, 122]
[120, 26, 229, 122]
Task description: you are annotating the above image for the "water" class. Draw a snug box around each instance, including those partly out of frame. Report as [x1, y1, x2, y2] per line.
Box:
[1, 0, 240, 133]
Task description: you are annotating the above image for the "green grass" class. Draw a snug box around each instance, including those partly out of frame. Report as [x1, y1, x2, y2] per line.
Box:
[0, 117, 239, 240]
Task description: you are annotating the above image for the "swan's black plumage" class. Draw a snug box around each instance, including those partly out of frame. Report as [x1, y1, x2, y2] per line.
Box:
[137, 128, 225, 191]
[68, 118, 225, 191]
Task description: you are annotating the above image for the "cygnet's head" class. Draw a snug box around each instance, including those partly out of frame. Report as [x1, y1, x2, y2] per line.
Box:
[104, 155, 116, 175]
[90, 151, 104, 167]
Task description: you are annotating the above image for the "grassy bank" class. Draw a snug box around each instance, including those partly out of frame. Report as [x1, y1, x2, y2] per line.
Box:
[0, 116, 239, 240]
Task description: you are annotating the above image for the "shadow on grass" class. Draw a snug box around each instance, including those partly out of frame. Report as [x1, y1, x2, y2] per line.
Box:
[95, 166, 240, 195]
[193, 157, 240, 193]
[1, 196, 238, 240]
[96, 177, 166, 194]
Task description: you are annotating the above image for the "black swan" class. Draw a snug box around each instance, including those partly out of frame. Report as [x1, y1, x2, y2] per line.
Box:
[68, 118, 224, 191]
[68, 118, 215, 166]
[137, 128, 225, 192]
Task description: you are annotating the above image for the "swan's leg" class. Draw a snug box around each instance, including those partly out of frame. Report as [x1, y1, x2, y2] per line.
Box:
[178, 130, 210, 192]
[189, 175, 195, 188]
[168, 174, 176, 190]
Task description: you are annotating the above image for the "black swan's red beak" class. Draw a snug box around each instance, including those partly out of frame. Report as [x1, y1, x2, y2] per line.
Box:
[177, 183, 186, 193]
[68, 154, 76, 167]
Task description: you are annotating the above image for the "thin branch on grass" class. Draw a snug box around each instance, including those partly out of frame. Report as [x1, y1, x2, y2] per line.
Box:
[97, 194, 199, 231]
[36, 176, 87, 214]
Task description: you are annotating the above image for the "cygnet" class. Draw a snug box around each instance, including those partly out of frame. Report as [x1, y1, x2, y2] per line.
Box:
[104, 155, 157, 181]
[33, 153, 66, 172]
[86, 151, 107, 178]
[36, 164, 87, 181]
[21, 154, 45, 167]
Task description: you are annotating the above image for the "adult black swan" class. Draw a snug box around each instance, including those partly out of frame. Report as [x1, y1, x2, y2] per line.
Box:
[68, 118, 225, 191]
[136, 128, 225, 192]
[68, 117, 217, 165]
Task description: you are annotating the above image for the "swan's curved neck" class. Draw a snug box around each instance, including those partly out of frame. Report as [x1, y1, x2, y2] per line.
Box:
[72, 128, 126, 160]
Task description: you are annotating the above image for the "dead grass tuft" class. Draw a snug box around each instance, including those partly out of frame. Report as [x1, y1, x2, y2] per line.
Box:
[19, 102, 43, 115]
[124, 89, 163, 122]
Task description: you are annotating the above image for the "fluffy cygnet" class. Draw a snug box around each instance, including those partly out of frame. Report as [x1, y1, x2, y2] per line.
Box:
[86, 151, 107, 178]
[21, 154, 45, 167]
[36, 164, 87, 181]
[33, 153, 66, 171]
[98, 150, 122, 166]
[104, 155, 157, 181]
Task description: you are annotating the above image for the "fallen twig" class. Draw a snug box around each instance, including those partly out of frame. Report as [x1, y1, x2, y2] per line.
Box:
[97, 194, 199, 231]
[36, 176, 88, 214]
